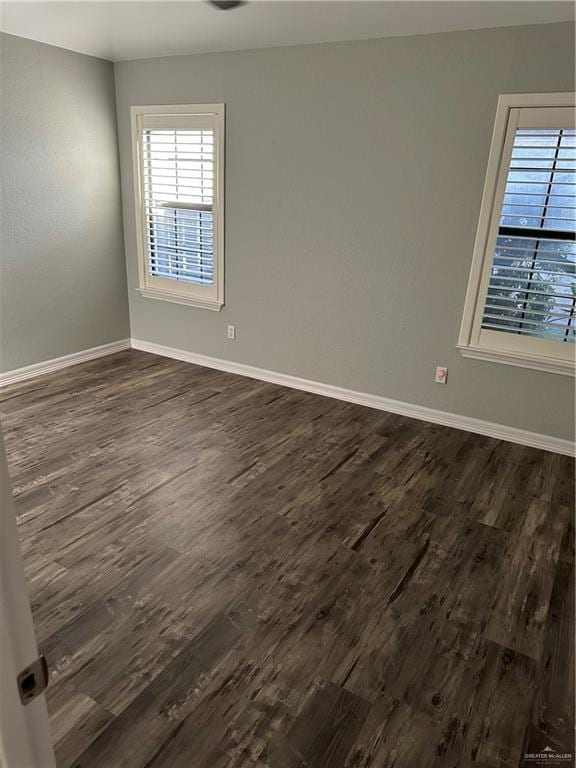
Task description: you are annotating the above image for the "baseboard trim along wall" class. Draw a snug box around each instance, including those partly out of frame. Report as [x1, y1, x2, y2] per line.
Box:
[0, 337, 572, 456]
[0, 339, 131, 387]
[131, 339, 575, 457]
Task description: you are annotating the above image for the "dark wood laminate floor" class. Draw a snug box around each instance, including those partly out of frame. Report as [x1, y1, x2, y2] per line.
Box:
[2, 350, 574, 768]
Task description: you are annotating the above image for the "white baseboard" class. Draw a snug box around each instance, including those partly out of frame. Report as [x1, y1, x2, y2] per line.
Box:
[131, 338, 575, 457]
[3, 337, 571, 456]
[0, 339, 131, 387]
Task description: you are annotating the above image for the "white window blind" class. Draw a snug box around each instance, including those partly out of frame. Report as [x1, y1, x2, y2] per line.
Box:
[144, 129, 215, 286]
[132, 105, 224, 311]
[481, 127, 575, 342]
[459, 94, 576, 375]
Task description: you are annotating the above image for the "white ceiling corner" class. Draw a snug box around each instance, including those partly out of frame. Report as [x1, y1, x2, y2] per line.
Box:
[0, 0, 574, 62]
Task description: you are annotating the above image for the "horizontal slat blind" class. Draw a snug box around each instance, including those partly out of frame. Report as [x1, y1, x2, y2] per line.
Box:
[143, 129, 214, 285]
[482, 128, 575, 343]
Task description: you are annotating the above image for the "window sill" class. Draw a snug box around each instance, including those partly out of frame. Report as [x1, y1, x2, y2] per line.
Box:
[136, 288, 223, 312]
[458, 344, 575, 377]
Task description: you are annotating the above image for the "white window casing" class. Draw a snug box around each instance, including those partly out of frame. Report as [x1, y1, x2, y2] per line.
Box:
[131, 104, 225, 311]
[459, 93, 575, 376]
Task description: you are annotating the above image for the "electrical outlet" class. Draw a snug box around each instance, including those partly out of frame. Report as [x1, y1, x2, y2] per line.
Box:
[227, 325, 236, 340]
[435, 366, 448, 384]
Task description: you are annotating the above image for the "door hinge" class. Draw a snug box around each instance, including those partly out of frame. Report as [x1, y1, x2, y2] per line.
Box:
[17, 655, 49, 705]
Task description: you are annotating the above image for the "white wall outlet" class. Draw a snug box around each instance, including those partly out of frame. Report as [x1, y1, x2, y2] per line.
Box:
[227, 325, 236, 340]
[435, 366, 448, 384]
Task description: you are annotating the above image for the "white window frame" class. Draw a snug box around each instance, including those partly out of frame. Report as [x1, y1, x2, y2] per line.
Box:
[131, 104, 225, 311]
[458, 92, 575, 376]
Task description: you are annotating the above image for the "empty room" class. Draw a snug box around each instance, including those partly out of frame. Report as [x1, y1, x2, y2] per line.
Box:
[0, 1, 574, 766]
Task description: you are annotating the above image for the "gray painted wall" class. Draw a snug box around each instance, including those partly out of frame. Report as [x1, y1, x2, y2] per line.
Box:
[114, 23, 573, 441]
[0, 34, 130, 372]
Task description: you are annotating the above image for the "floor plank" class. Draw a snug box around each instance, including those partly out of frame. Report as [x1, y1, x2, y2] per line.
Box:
[2, 350, 574, 768]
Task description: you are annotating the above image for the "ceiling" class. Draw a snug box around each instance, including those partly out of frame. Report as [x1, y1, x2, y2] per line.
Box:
[0, 0, 574, 62]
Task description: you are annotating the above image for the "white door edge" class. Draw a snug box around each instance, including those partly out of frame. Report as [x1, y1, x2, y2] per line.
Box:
[0, 428, 56, 768]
